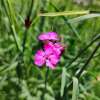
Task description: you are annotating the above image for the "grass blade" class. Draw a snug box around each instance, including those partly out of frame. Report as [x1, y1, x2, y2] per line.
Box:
[38, 10, 89, 16]
[72, 77, 79, 100]
[7, 0, 17, 25]
[11, 25, 21, 51]
[69, 14, 100, 23]
[60, 67, 66, 97]
[49, 2, 81, 41]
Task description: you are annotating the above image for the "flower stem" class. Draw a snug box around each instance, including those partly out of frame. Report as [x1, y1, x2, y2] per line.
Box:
[45, 67, 49, 91]
[41, 67, 49, 100]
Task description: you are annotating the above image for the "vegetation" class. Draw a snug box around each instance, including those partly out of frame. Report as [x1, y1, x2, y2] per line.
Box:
[0, 0, 100, 100]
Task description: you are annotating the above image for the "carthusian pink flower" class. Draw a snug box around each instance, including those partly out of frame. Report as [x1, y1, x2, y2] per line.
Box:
[34, 50, 46, 66]
[44, 42, 64, 57]
[34, 42, 64, 69]
[34, 32, 65, 69]
[38, 32, 60, 41]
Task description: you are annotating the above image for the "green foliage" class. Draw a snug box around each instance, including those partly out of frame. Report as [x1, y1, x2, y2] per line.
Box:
[0, 0, 100, 100]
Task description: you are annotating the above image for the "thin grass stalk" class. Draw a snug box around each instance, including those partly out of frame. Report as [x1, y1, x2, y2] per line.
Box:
[63, 35, 100, 100]
[49, 2, 81, 41]
[76, 42, 100, 78]
[65, 34, 100, 69]
[65, 42, 100, 100]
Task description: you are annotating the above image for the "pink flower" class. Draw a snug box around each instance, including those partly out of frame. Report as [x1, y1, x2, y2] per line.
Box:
[34, 50, 59, 69]
[46, 54, 59, 69]
[44, 42, 54, 56]
[38, 32, 60, 41]
[34, 50, 46, 67]
[34, 32, 65, 69]
[34, 42, 64, 69]
[44, 42, 64, 57]
[54, 42, 65, 55]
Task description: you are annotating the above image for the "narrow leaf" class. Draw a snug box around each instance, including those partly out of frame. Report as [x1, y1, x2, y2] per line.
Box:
[60, 67, 66, 97]
[11, 25, 21, 51]
[72, 77, 79, 100]
[7, 0, 17, 25]
[38, 11, 89, 17]
[69, 14, 100, 23]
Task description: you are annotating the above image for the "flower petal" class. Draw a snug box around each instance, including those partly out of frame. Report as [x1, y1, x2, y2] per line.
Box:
[48, 54, 60, 65]
[38, 32, 59, 41]
[54, 43, 64, 51]
[38, 33, 49, 41]
[34, 50, 46, 67]
[46, 60, 55, 69]
[44, 42, 64, 57]
[44, 42, 54, 56]
[53, 43, 65, 56]
[48, 32, 59, 41]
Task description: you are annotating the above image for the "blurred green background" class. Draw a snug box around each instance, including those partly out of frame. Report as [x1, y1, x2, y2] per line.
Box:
[0, 0, 100, 100]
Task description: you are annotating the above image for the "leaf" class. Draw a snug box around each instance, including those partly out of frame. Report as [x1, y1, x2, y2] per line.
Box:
[38, 11, 89, 16]
[72, 77, 79, 100]
[60, 67, 66, 97]
[69, 14, 100, 23]
[11, 25, 21, 51]
[7, 0, 17, 25]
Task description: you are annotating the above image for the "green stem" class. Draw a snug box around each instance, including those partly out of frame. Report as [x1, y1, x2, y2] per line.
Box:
[45, 67, 49, 91]
[2, 0, 21, 52]
[41, 67, 49, 100]
[22, 0, 33, 53]
[15, 0, 34, 81]
[11, 25, 21, 51]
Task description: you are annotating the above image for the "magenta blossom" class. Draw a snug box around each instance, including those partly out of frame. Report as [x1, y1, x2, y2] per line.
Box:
[34, 32, 65, 69]
[38, 32, 60, 41]
[44, 42, 64, 57]
[34, 42, 64, 69]
[34, 49, 60, 69]
[34, 50, 46, 66]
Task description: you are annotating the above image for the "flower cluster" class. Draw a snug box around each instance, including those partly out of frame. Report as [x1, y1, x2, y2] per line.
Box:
[34, 32, 64, 69]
